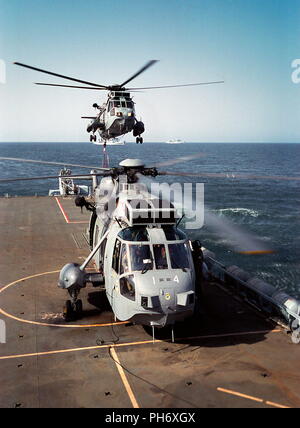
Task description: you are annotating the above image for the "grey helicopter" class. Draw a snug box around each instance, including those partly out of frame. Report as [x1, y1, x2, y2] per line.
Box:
[59, 158, 204, 332]
[0, 153, 282, 337]
[13, 60, 224, 146]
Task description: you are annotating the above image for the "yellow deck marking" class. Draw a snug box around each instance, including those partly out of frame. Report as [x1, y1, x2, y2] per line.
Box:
[0, 329, 281, 361]
[110, 347, 140, 408]
[265, 401, 290, 409]
[0, 339, 162, 360]
[217, 387, 263, 403]
[0, 270, 128, 329]
[217, 387, 290, 408]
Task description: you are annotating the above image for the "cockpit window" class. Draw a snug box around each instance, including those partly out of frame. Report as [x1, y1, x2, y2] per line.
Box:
[120, 243, 130, 275]
[118, 227, 149, 242]
[153, 244, 168, 270]
[168, 243, 190, 269]
[112, 239, 121, 273]
[126, 101, 133, 109]
[129, 245, 153, 272]
[120, 275, 135, 301]
[163, 226, 187, 241]
[113, 101, 121, 108]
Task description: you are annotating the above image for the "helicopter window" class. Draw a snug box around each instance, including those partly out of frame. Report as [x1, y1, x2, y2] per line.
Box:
[168, 243, 190, 270]
[153, 244, 168, 270]
[126, 101, 133, 109]
[108, 102, 113, 111]
[121, 101, 126, 108]
[120, 275, 135, 301]
[112, 239, 121, 273]
[113, 101, 121, 108]
[163, 226, 187, 241]
[118, 227, 149, 242]
[129, 245, 153, 272]
[120, 243, 130, 275]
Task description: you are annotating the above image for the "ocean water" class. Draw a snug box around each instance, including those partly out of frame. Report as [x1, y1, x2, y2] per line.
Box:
[0, 142, 299, 299]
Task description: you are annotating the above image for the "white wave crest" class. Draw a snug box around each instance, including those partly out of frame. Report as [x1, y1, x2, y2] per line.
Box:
[213, 208, 259, 217]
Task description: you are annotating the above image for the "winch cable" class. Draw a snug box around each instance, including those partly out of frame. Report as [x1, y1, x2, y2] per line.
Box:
[102, 145, 110, 169]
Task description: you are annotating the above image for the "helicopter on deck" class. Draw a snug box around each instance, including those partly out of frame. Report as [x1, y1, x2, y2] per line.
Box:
[14, 60, 224, 146]
[59, 158, 204, 331]
[56, 153, 279, 332]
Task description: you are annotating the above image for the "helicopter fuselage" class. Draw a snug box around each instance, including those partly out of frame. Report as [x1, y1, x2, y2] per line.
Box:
[58, 159, 205, 328]
[87, 91, 144, 142]
[89, 179, 196, 327]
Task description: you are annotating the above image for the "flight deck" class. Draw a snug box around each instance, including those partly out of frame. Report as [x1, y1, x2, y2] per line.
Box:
[0, 196, 300, 408]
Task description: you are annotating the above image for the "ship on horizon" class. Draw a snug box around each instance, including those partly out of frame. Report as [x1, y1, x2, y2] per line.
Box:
[166, 138, 184, 144]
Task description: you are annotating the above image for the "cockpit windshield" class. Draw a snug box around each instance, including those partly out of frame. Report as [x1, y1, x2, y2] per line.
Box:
[168, 243, 190, 269]
[116, 227, 190, 273]
[129, 245, 153, 272]
[109, 100, 133, 109]
[153, 244, 168, 270]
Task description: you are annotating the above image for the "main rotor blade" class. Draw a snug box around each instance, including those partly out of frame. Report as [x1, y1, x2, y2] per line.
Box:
[35, 83, 107, 90]
[119, 60, 159, 87]
[0, 156, 109, 171]
[14, 62, 108, 88]
[0, 173, 106, 183]
[159, 170, 300, 181]
[127, 80, 224, 90]
[150, 152, 206, 168]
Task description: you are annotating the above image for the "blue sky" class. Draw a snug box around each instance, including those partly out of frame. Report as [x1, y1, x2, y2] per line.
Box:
[0, 0, 299, 142]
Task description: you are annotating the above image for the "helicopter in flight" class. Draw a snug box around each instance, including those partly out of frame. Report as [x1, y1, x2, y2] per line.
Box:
[14, 60, 224, 146]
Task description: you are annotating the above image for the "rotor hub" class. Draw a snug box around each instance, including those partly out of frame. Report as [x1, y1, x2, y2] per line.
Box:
[119, 159, 145, 169]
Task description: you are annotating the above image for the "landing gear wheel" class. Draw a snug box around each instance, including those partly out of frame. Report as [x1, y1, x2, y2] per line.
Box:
[75, 299, 83, 319]
[136, 137, 139, 144]
[63, 300, 75, 322]
[140, 137, 143, 144]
